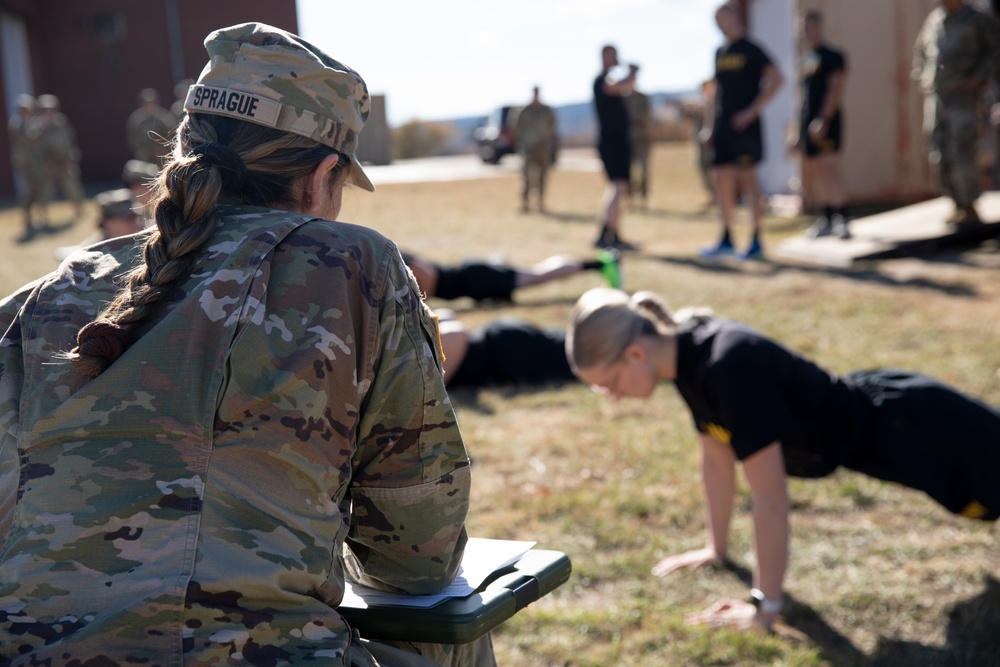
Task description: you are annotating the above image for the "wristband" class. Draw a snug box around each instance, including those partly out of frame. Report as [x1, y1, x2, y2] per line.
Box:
[749, 588, 783, 615]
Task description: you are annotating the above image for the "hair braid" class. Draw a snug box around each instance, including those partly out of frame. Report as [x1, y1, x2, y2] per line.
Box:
[66, 112, 346, 378]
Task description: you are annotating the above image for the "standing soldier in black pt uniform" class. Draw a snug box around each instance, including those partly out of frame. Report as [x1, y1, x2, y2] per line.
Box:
[593, 44, 640, 250]
[700, 3, 783, 261]
[799, 10, 851, 240]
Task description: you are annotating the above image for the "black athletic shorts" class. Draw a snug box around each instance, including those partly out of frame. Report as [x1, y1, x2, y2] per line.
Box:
[846, 369, 1000, 521]
[711, 121, 763, 167]
[598, 138, 631, 181]
[446, 319, 577, 389]
[801, 113, 843, 157]
[435, 262, 517, 302]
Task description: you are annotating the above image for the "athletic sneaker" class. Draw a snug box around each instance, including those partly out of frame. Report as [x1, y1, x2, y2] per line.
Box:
[830, 214, 851, 240]
[698, 238, 736, 258]
[597, 248, 623, 288]
[806, 216, 831, 239]
[739, 237, 764, 261]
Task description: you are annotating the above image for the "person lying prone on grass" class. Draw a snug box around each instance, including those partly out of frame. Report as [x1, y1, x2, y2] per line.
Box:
[565, 287, 1000, 633]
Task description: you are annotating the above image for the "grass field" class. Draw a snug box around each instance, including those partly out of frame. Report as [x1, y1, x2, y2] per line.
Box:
[2, 143, 999, 666]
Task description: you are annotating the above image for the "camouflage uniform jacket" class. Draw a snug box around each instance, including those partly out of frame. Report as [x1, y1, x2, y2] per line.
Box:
[126, 106, 178, 164]
[913, 4, 1000, 97]
[0, 205, 471, 664]
[7, 114, 34, 171]
[33, 113, 81, 165]
[625, 92, 652, 150]
[513, 103, 556, 152]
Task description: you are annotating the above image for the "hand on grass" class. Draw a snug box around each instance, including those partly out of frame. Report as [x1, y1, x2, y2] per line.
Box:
[685, 598, 773, 632]
[651, 547, 722, 576]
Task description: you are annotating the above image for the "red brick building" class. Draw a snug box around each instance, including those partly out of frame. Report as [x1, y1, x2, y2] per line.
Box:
[0, 0, 297, 196]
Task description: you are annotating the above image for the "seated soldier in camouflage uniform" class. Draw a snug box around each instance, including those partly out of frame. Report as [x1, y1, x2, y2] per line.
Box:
[0, 23, 494, 667]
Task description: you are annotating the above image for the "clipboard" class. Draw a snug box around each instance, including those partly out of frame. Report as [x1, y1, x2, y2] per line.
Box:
[339, 549, 572, 644]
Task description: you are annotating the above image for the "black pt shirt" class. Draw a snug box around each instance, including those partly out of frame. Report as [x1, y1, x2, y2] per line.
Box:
[672, 317, 871, 477]
[714, 37, 774, 132]
[593, 70, 629, 146]
[801, 44, 846, 123]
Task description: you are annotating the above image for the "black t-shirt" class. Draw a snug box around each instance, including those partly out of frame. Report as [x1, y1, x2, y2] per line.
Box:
[593, 70, 629, 145]
[714, 37, 773, 130]
[446, 319, 576, 389]
[801, 44, 846, 122]
[672, 318, 872, 478]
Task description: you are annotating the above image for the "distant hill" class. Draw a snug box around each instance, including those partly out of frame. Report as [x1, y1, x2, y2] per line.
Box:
[432, 90, 698, 154]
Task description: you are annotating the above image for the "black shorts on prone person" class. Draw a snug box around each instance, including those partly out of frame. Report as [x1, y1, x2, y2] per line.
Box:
[434, 262, 517, 302]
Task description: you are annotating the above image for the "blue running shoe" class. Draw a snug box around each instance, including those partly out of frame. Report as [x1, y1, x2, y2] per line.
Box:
[699, 238, 736, 258]
[739, 238, 764, 261]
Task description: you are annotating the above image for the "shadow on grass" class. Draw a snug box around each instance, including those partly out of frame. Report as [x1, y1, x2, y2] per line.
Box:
[869, 575, 1000, 667]
[721, 561, 871, 666]
[540, 210, 597, 224]
[645, 253, 979, 297]
[15, 220, 76, 244]
[448, 381, 580, 417]
[720, 562, 1000, 666]
[627, 207, 717, 222]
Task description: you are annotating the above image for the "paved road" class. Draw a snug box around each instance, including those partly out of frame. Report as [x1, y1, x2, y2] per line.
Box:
[364, 148, 601, 186]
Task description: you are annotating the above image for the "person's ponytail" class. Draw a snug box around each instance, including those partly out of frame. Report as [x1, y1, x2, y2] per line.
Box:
[65, 113, 345, 378]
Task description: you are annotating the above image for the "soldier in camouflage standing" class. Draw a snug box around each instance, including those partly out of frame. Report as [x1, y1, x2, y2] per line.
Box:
[7, 94, 48, 240]
[32, 94, 84, 220]
[625, 81, 652, 210]
[914, 0, 1000, 226]
[512, 86, 557, 213]
[0, 23, 494, 666]
[125, 87, 178, 166]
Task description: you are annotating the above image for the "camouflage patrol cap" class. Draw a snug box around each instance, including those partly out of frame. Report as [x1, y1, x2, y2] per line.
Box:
[122, 159, 159, 185]
[95, 188, 137, 221]
[184, 22, 374, 191]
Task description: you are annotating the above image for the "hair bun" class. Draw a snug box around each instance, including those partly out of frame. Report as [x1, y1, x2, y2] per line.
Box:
[76, 319, 131, 366]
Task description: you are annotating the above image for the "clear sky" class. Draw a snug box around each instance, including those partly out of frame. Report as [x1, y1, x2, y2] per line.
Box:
[295, 0, 723, 125]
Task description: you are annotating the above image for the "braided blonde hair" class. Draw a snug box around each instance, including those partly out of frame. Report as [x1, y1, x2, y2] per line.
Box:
[66, 113, 346, 378]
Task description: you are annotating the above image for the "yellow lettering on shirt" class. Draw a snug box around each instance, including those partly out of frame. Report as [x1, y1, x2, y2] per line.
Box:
[959, 500, 988, 520]
[716, 54, 747, 72]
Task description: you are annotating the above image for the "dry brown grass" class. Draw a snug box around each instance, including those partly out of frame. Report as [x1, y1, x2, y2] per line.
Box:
[2, 143, 999, 666]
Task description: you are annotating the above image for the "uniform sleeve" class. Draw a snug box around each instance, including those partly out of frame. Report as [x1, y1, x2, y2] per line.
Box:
[344, 248, 471, 595]
[0, 280, 44, 541]
[704, 344, 795, 461]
